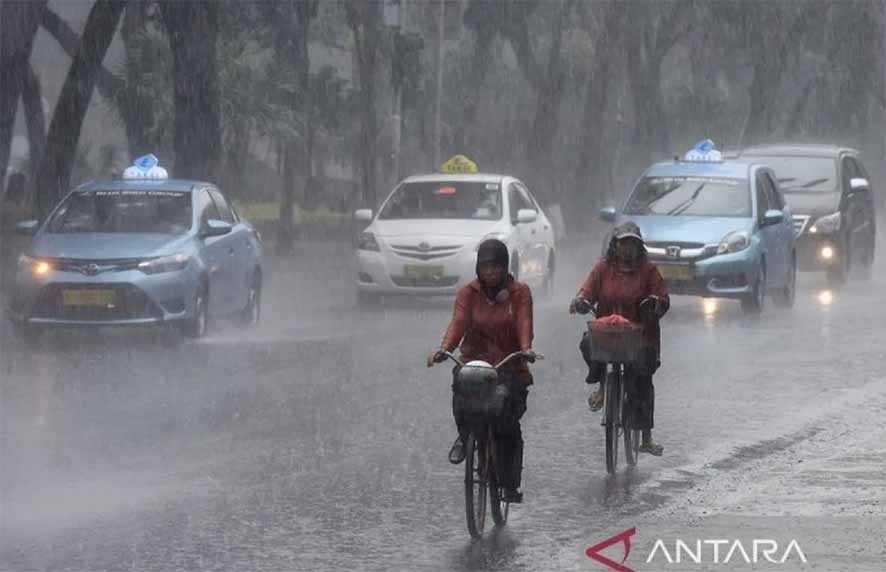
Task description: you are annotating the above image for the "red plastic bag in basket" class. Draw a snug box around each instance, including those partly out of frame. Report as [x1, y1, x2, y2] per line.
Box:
[592, 314, 638, 331]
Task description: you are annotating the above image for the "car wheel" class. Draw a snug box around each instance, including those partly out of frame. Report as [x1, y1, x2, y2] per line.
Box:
[182, 287, 208, 338]
[12, 321, 41, 345]
[357, 290, 381, 308]
[239, 270, 262, 326]
[827, 236, 850, 286]
[773, 258, 796, 309]
[741, 269, 766, 315]
[539, 255, 555, 300]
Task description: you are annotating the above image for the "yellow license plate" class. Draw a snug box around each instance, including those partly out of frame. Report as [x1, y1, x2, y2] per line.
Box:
[658, 265, 693, 282]
[62, 289, 116, 307]
[403, 265, 444, 280]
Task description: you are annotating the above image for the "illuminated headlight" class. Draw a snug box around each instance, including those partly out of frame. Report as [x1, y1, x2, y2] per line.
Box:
[475, 233, 509, 251]
[357, 231, 380, 252]
[18, 254, 51, 276]
[809, 212, 841, 234]
[716, 230, 751, 255]
[138, 253, 191, 274]
[820, 245, 835, 260]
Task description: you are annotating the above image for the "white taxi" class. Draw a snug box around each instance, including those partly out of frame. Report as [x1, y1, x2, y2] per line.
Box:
[353, 157, 556, 303]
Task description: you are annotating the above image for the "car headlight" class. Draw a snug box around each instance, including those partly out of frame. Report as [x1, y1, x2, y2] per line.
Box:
[717, 230, 751, 255]
[18, 254, 52, 276]
[138, 253, 191, 274]
[809, 212, 841, 234]
[475, 233, 509, 251]
[357, 231, 380, 252]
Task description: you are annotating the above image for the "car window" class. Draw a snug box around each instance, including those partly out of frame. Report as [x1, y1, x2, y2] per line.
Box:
[199, 189, 221, 224]
[746, 156, 837, 192]
[378, 181, 502, 221]
[764, 172, 784, 210]
[624, 176, 751, 217]
[515, 183, 538, 212]
[509, 184, 535, 222]
[208, 189, 235, 224]
[46, 189, 193, 234]
[755, 175, 770, 223]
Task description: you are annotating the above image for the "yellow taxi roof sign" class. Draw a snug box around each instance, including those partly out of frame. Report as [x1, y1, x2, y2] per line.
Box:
[440, 155, 478, 174]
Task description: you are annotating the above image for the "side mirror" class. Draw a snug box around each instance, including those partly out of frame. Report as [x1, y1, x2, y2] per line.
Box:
[599, 207, 617, 222]
[15, 219, 40, 236]
[201, 219, 232, 238]
[516, 209, 537, 224]
[762, 209, 785, 227]
[850, 177, 870, 192]
[354, 209, 373, 222]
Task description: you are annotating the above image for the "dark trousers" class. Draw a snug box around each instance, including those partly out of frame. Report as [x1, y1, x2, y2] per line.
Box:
[452, 371, 528, 490]
[579, 332, 657, 430]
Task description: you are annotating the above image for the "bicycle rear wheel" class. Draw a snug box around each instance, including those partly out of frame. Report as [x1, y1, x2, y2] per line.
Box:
[464, 434, 488, 538]
[488, 426, 509, 526]
[604, 370, 621, 475]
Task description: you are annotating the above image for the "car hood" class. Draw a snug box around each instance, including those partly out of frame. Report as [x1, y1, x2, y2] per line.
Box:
[619, 215, 753, 245]
[30, 233, 192, 260]
[372, 218, 502, 239]
[781, 191, 841, 218]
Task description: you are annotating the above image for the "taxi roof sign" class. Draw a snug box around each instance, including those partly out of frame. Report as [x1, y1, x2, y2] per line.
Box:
[683, 139, 723, 163]
[440, 155, 478, 174]
[123, 154, 169, 180]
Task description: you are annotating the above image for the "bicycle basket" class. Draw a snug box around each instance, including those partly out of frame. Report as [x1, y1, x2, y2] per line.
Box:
[588, 319, 647, 365]
[453, 361, 509, 417]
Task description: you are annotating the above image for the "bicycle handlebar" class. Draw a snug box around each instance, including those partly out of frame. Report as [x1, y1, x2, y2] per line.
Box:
[436, 350, 544, 371]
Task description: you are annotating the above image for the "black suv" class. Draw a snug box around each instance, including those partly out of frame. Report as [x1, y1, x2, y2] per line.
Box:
[738, 144, 876, 284]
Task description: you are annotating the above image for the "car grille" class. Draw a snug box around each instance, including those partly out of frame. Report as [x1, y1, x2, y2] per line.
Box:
[645, 241, 706, 250]
[389, 244, 463, 261]
[47, 258, 142, 275]
[390, 275, 460, 288]
[31, 283, 163, 321]
[792, 215, 810, 237]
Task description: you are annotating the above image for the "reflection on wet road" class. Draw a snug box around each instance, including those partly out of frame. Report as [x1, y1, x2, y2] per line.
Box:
[2, 239, 886, 571]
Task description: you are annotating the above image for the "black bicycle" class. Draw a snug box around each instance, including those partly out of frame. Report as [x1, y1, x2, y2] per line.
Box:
[576, 300, 645, 475]
[434, 350, 542, 538]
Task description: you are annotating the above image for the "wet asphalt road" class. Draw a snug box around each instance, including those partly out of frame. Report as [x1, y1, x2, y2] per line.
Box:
[2, 237, 886, 571]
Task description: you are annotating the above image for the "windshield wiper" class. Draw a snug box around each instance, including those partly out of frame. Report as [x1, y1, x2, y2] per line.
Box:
[666, 183, 706, 216]
[800, 178, 829, 189]
[777, 177, 797, 183]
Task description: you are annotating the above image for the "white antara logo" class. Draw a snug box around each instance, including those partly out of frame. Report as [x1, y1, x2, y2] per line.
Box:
[646, 539, 808, 565]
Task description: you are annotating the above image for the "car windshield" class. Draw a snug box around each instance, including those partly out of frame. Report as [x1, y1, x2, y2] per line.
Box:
[378, 181, 502, 220]
[47, 190, 193, 234]
[746, 156, 837, 191]
[625, 176, 751, 217]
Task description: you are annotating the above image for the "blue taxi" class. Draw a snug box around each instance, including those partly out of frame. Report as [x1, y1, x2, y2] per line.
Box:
[8, 155, 263, 338]
[600, 141, 796, 314]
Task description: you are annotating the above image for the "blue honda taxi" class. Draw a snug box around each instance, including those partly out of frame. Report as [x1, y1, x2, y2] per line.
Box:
[8, 155, 263, 339]
[600, 141, 796, 314]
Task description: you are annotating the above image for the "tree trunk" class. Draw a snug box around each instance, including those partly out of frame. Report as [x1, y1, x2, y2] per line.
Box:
[348, 2, 381, 208]
[34, 0, 126, 218]
[22, 64, 45, 201]
[120, 1, 153, 157]
[277, 140, 297, 256]
[160, 1, 220, 180]
[0, 0, 46, 196]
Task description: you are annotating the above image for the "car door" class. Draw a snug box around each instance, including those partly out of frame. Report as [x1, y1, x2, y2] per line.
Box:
[754, 171, 781, 285]
[507, 182, 535, 279]
[842, 156, 874, 263]
[196, 188, 234, 315]
[208, 188, 249, 311]
[764, 170, 794, 282]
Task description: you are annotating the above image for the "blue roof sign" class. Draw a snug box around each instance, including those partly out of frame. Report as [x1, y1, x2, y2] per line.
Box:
[123, 154, 169, 180]
[683, 139, 723, 163]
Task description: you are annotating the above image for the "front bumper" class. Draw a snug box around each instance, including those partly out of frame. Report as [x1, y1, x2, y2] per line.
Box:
[8, 265, 200, 327]
[355, 247, 477, 296]
[652, 249, 758, 299]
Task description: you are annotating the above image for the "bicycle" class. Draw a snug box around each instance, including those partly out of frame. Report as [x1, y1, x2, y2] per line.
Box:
[433, 350, 542, 538]
[576, 299, 646, 475]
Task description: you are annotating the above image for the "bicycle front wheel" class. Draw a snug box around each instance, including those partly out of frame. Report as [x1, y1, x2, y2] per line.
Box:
[604, 371, 621, 475]
[464, 434, 488, 538]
